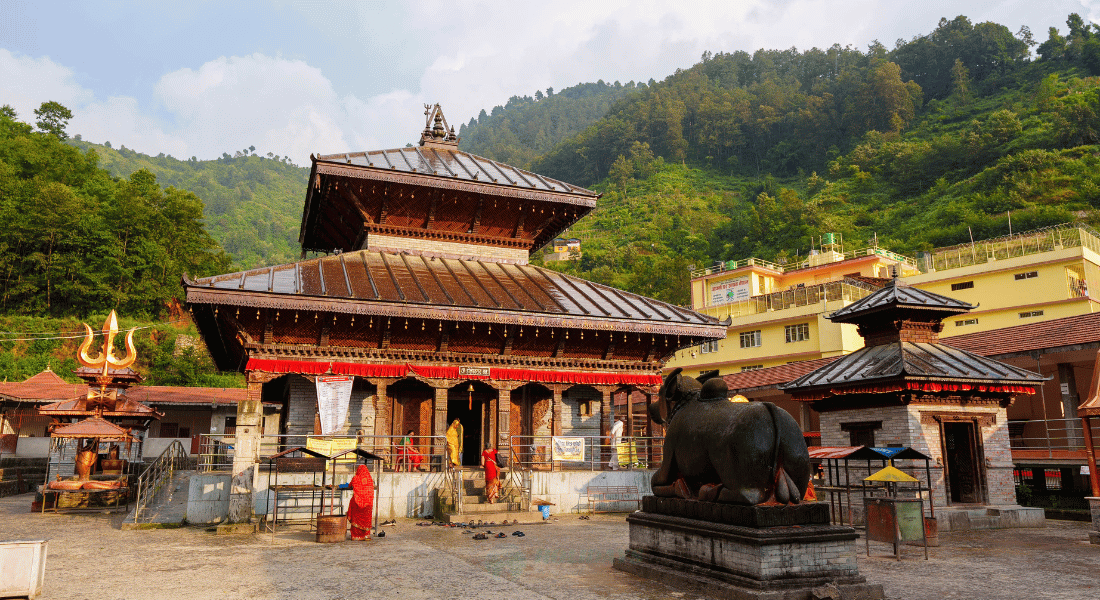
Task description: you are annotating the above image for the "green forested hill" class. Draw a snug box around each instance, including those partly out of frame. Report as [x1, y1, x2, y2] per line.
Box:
[458, 81, 642, 168]
[69, 140, 308, 269]
[525, 15, 1100, 304]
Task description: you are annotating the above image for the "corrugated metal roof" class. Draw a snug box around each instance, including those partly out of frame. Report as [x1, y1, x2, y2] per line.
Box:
[50, 416, 134, 440]
[315, 147, 597, 197]
[721, 357, 840, 392]
[828, 280, 973, 323]
[943, 311, 1100, 357]
[187, 249, 720, 330]
[779, 341, 1046, 391]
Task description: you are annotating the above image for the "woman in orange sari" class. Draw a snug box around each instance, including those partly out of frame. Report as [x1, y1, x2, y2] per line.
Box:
[481, 446, 501, 504]
[347, 464, 374, 541]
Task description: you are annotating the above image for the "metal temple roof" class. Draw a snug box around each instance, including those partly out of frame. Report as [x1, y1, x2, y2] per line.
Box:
[780, 341, 1047, 392]
[828, 280, 973, 324]
[185, 248, 721, 334]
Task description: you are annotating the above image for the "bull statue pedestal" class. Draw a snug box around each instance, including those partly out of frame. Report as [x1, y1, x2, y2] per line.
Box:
[613, 370, 882, 599]
[614, 497, 883, 600]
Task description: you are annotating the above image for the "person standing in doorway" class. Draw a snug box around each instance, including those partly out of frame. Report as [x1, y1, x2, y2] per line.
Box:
[446, 419, 463, 468]
[481, 445, 502, 504]
[609, 418, 624, 470]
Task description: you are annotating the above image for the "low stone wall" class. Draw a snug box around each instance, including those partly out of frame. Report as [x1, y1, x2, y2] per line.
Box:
[186, 468, 657, 523]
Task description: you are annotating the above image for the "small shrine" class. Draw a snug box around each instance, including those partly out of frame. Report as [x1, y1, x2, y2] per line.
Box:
[37, 311, 162, 510]
[781, 279, 1046, 525]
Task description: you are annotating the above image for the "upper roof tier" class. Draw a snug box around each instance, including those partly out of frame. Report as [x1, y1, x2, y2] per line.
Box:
[299, 104, 599, 259]
[827, 278, 973, 325]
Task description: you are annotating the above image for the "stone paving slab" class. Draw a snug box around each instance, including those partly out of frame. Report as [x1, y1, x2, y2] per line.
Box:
[1, 492, 1097, 600]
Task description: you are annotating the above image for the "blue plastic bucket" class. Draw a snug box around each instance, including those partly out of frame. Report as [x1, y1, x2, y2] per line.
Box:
[539, 505, 550, 519]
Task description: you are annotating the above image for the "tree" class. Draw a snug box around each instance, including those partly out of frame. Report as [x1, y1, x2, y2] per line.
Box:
[1037, 27, 1067, 61]
[34, 101, 73, 139]
[0, 105, 16, 120]
[951, 59, 972, 107]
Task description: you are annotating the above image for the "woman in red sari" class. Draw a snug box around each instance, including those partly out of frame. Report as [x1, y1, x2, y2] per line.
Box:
[481, 446, 501, 504]
[347, 464, 374, 541]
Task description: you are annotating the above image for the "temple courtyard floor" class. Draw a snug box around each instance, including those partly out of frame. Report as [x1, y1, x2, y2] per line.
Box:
[1, 492, 1097, 600]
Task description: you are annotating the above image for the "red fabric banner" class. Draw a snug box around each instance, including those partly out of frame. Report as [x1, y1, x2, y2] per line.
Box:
[246, 358, 660, 386]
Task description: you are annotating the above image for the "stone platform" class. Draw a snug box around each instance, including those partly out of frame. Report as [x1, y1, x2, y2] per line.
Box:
[614, 497, 883, 600]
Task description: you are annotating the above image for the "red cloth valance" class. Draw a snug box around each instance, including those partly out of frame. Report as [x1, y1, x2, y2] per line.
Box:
[246, 358, 659, 386]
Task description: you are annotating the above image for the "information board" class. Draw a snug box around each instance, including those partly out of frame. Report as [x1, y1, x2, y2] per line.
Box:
[316, 375, 354, 435]
[709, 276, 751, 306]
[551, 437, 584, 462]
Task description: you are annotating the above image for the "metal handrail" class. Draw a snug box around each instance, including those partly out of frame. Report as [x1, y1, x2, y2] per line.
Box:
[132, 439, 187, 523]
[196, 433, 448, 473]
[507, 434, 664, 471]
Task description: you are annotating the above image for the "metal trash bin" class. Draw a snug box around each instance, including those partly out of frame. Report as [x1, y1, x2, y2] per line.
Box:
[0, 539, 48, 599]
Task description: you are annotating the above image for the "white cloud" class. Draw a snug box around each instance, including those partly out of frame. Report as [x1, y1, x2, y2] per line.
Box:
[0, 49, 93, 120]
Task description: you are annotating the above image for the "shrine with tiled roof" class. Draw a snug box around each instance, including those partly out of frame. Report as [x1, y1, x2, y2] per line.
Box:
[781, 278, 1045, 510]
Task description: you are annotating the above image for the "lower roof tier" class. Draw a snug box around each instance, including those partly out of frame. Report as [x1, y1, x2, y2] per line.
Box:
[184, 249, 726, 372]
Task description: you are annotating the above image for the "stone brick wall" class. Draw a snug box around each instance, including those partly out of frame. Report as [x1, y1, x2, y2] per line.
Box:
[286, 375, 379, 437]
[819, 403, 1015, 507]
[366, 234, 529, 264]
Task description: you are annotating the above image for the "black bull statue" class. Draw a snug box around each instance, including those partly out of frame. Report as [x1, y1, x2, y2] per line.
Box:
[649, 369, 811, 505]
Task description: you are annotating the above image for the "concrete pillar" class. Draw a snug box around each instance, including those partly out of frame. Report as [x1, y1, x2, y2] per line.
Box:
[229, 376, 264, 523]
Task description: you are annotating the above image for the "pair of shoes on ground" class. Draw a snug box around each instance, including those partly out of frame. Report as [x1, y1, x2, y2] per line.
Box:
[495, 532, 506, 538]
[579, 515, 590, 520]
[473, 532, 488, 540]
[380, 519, 396, 526]
[512, 531, 525, 537]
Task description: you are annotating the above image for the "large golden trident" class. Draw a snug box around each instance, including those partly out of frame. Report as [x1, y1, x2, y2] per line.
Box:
[77, 311, 137, 412]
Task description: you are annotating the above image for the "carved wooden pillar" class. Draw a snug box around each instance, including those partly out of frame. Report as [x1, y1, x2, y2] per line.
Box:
[600, 386, 612, 467]
[370, 378, 396, 461]
[433, 386, 448, 468]
[552, 385, 564, 437]
[498, 382, 514, 464]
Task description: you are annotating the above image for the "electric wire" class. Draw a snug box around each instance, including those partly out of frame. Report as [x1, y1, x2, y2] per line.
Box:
[0, 319, 189, 342]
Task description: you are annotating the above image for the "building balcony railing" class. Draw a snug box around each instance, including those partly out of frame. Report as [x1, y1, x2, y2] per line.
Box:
[701, 279, 880, 318]
[690, 246, 917, 279]
[921, 223, 1100, 273]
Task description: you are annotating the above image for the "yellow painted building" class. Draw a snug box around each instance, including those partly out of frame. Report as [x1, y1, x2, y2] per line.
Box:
[667, 224, 1100, 378]
[667, 239, 920, 378]
[906, 224, 1100, 338]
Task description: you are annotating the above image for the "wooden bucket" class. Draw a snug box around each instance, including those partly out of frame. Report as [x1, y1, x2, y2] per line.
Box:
[315, 515, 347, 543]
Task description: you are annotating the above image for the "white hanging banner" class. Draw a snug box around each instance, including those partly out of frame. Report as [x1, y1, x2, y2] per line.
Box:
[316, 375, 354, 435]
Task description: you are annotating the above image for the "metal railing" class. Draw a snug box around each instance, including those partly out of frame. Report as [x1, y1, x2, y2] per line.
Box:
[197, 433, 452, 473]
[132, 440, 187, 523]
[922, 223, 1100, 273]
[1008, 418, 1094, 455]
[507, 435, 664, 471]
[690, 247, 917, 279]
[701, 279, 880, 317]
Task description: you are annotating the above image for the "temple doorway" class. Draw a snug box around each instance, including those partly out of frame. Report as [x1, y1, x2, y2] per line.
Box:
[510, 383, 552, 468]
[943, 420, 983, 504]
[390, 379, 433, 458]
[447, 381, 496, 467]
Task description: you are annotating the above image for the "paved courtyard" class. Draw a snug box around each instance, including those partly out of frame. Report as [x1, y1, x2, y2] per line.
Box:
[1, 493, 1097, 600]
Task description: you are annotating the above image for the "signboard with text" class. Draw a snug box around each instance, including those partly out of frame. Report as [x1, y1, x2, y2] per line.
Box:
[709, 276, 751, 306]
[551, 437, 584, 462]
[316, 375, 354, 436]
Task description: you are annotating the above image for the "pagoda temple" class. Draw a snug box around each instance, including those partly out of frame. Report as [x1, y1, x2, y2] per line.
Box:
[781, 279, 1046, 512]
[184, 105, 726, 487]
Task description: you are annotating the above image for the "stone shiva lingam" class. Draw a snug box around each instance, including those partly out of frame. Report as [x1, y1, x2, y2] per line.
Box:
[614, 369, 883, 600]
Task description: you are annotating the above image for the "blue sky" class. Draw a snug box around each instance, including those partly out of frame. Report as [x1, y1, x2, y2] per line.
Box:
[1, 1, 1096, 163]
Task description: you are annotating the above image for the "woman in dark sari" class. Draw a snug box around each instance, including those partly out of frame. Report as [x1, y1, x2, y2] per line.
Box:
[347, 464, 375, 540]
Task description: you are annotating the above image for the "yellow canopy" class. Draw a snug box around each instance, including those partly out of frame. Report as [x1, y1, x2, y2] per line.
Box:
[864, 464, 919, 483]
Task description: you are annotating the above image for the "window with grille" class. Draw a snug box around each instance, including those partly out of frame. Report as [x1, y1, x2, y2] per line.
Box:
[1014, 271, 1038, 280]
[784, 323, 810, 343]
[1019, 310, 1044, 318]
[955, 318, 978, 327]
[951, 281, 974, 291]
[700, 340, 720, 353]
[739, 330, 761, 348]
[741, 365, 764, 372]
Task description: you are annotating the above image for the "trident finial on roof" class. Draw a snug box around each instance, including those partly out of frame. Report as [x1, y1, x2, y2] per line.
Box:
[77, 310, 137, 376]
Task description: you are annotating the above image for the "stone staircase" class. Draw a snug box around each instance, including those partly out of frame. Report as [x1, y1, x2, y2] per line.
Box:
[441, 468, 535, 524]
[0, 458, 47, 498]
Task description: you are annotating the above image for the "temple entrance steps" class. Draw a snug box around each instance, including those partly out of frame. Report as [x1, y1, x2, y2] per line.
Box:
[120, 469, 192, 530]
[440, 468, 535, 524]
